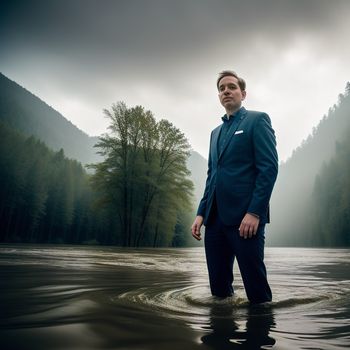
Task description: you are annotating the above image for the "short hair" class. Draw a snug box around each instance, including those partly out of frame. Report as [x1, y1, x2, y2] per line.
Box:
[217, 70, 246, 91]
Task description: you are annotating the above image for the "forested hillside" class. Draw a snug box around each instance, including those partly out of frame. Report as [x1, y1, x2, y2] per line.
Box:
[268, 83, 350, 246]
[310, 126, 350, 246]
[0, 72, 100, 164]
[0, 122, 105, 244]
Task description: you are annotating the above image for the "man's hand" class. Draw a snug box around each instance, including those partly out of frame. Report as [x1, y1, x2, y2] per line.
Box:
[191, 215, 204, 241]
[239, 213, 260, 239]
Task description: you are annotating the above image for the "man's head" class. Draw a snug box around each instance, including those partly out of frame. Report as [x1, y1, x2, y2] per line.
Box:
[217, 70, 246, 92]
[217, 70, 246, 115]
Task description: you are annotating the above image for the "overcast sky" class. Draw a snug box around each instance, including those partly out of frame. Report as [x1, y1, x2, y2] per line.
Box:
[1, 0, 350, 161]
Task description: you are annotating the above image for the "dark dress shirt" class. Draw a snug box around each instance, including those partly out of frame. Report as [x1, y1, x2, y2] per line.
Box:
[217, 107, 243, 157]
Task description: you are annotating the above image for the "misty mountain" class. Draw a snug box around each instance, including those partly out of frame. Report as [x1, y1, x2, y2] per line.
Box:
[267, 83, 350, 246]
[187, 150, 206, 205]
[310, 128, 350, 246]
[0, 72, 100, 165]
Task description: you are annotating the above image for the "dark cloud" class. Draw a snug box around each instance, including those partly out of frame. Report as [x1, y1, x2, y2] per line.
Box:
[1, 0, 348, 59]
[1, 0, 348, 85]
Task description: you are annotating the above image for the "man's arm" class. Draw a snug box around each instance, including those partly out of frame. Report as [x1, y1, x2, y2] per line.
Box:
[192, 132, 213, 240]
[196, 131, 213, 218]
[240, 113, 278, 238]
[248, 113, 278, 217]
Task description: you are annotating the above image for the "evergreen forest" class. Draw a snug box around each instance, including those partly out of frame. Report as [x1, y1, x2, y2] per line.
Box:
[0, 100, 194, 246]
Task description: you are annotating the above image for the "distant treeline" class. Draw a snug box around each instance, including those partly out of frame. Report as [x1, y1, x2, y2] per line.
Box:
[311, 126, 350, 246]
[0, 122, 95, 244]
[0, 102, 194, 246]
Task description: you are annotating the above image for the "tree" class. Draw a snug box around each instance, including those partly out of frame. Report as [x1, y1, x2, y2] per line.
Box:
[89, 102, 193, 247]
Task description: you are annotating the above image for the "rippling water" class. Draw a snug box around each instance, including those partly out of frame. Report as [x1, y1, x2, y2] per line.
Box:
[1, 244, 349, 349]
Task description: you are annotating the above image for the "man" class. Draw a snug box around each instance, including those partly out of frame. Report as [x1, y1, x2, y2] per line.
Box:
[191, 70, 278, 304]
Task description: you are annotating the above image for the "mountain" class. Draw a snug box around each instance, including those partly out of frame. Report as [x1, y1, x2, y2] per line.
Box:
[0, 72, 100, 165]
[310, 129, 350, 246]
[267, 83, 350, 246]
[187, 150, 207, 205]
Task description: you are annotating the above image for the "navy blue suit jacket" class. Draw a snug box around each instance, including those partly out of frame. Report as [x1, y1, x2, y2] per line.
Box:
[197, 107, 278, 226]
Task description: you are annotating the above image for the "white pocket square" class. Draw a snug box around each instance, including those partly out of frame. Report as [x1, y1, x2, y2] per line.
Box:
[234, 130, 244, 135]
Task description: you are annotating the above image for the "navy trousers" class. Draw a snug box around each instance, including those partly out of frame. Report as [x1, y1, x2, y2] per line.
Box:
[204, 199, 272, 304]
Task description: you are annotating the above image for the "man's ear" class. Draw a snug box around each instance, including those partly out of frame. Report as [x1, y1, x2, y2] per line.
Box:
[241, 90, 247, 101]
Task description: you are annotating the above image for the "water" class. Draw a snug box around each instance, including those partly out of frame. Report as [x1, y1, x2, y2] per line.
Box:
[0, 244, 349, 349]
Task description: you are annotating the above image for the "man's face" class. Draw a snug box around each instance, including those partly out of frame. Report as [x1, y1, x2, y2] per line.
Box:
[218, 76, 246, 112]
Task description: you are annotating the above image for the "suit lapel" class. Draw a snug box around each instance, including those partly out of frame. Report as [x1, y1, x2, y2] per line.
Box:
[218, 108, 247, 160]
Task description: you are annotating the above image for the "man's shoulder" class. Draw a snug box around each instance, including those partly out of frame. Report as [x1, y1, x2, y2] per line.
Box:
[243, 109, 271, 126]
[211, 124, 222, 134]
[244, 109, 269, 119]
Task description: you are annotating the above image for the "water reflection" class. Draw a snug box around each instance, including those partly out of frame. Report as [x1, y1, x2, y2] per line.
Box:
[201, 305, 275, 349]
[1, 245, 350, 350]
